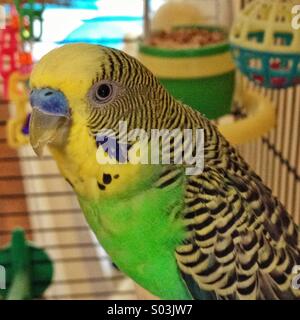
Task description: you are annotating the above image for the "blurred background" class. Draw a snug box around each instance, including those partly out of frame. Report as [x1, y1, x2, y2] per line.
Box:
[0, 0, 299, 299]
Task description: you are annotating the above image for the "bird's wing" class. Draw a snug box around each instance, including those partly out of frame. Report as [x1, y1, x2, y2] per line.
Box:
[175, 157, 300, 300]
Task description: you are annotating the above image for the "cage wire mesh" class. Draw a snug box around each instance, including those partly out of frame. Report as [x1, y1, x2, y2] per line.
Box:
[0, 0, 299, 299]
[236, 0, 300, 226]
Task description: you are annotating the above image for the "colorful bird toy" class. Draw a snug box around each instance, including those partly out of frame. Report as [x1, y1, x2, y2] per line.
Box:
[14, 0, 45, 42]
[230, 0, 300, 89]
[0, 6, 21, 100]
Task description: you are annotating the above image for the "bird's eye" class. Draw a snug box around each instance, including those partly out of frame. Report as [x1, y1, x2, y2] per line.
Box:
[88, 81, 118, 106]
[95, 83, 114, 103]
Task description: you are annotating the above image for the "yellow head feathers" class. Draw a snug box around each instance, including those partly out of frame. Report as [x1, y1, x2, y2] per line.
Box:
[30, 44, 107, 103]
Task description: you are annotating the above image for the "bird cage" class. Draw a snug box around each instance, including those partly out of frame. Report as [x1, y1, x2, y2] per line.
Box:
[230, 0, 300, 88]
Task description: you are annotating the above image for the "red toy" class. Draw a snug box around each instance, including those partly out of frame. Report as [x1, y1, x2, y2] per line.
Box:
[0, 7, 21, 100]
[19, 51, 33, 75]
[0, 6, 33, 100]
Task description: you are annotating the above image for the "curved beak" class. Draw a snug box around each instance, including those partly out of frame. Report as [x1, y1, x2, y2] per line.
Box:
[29, 88, 70, 157]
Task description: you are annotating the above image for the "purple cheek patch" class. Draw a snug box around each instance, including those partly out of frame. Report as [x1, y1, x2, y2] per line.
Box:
[22, 113, 31, 135]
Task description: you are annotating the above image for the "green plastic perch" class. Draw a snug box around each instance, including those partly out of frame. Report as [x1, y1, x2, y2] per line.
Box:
[0, 228, 54, 300]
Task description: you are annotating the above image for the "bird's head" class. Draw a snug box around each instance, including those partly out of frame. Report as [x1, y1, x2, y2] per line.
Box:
[29, 43, 167, 156]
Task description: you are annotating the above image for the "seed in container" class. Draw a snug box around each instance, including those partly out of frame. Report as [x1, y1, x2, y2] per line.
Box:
[147, 28, 226, 49]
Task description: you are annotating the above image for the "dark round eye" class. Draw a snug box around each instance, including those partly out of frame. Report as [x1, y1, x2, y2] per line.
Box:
[95, 83, 113, 102]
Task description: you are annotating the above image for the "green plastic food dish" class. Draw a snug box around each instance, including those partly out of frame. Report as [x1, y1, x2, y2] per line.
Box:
[139, 25, 236, 119]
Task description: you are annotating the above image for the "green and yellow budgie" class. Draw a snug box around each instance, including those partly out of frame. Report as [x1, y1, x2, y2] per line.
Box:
[29, 44, 300, 300]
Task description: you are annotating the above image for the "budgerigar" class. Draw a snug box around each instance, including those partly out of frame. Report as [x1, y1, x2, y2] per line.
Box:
[29, 44, 300, 300]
